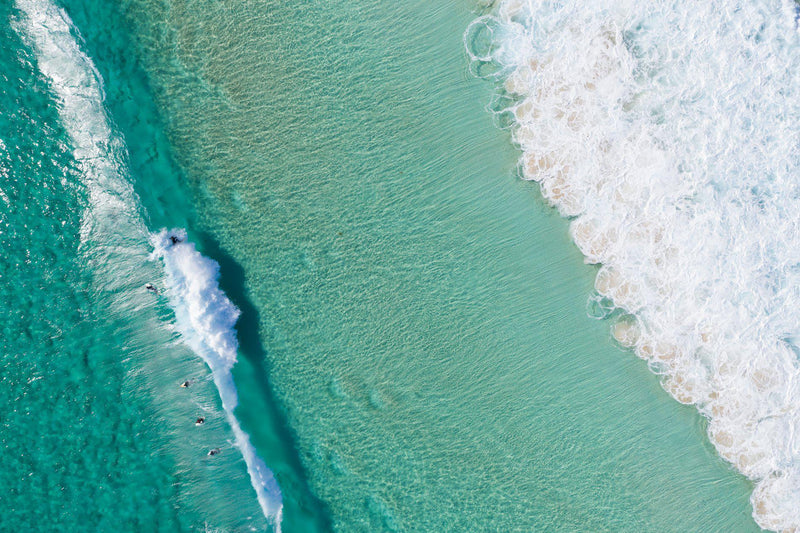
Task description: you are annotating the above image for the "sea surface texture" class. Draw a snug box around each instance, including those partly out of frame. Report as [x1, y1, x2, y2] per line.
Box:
[467, 0, 800, 530]
[1, 0, 788, 531]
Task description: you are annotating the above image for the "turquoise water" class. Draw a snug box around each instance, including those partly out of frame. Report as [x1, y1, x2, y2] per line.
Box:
[3, 0, 776, 530]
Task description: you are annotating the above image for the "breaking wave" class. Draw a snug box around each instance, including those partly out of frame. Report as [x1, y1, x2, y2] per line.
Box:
[467, 0, 800, 530]
[151, 229, 283, 528]
[14, 0, 283, 529]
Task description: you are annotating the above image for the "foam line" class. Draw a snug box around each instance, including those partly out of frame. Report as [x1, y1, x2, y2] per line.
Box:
[468, 1, 800, 530]
[152, 230, 283, 528]
[14, 1, 283, 529]
[12, 0, 142, 250]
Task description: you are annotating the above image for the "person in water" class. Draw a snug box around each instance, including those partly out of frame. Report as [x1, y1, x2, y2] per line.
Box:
[180, 380, 192, 388]
[169, 235, 181, 245]
[195, 417, 205, 426]
[145, 283, 158, 294]
[207, 448, 221, 456]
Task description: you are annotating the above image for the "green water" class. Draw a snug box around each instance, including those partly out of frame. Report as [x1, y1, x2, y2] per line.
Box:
[7, 0, 763, 530]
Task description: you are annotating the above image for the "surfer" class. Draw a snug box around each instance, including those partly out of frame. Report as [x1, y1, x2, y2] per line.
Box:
[207, 448, 221, 456]
[195, 417, 205, 426]
[169, 235, 182, 245]
[180, 380, 192, 388]
[145, 283, 158, 294]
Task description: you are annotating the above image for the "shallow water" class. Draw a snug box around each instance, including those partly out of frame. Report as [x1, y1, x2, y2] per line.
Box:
[99, 0, 759, 530]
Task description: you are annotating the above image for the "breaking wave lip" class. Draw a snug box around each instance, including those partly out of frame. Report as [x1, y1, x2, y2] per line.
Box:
[151, 229, 283, 529]
[14, 1, 283, 530]
[468, 0, 800, 531]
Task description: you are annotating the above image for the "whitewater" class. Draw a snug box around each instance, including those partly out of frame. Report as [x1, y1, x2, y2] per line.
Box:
[467, 0, 800, 530]
[12, 0, 283, 529]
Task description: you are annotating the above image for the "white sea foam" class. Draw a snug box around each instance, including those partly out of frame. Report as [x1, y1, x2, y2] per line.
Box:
[468, 1, 800, 530]
[12, 0, 142, 253]
[14, 1, 283, 529]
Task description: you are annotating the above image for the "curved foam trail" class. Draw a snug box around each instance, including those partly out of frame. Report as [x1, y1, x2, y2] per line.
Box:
[14, 1, 283, 529]
[13, 0, 143, 251]
[468, 1, 800, 531]
[151, 230, 283, 528]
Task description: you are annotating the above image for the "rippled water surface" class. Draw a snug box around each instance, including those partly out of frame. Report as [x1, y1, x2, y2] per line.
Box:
[2, 0, 774, 530]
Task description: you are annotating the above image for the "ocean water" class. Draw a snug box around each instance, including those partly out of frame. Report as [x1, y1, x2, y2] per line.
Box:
[4, 0, 793, 531]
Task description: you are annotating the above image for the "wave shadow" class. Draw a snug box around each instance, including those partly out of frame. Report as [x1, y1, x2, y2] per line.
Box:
[198, 231, 334, 533]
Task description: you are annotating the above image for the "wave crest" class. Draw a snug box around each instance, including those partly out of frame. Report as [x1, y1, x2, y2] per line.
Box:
[151, 229, 283, 529]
